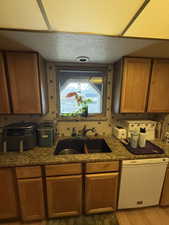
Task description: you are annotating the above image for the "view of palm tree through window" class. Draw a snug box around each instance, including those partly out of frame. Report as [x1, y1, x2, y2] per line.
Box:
[58, 70, 104, 116]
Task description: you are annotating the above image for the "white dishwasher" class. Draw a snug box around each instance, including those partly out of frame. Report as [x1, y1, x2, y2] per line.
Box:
[118, 158, 168, 209]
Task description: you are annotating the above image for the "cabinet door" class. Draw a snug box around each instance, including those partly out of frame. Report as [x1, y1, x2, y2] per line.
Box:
[46, 175, 82, 218]
[120, 58, 151, 113]
[0, 53, 10, 114]
[147, 59, 169, 112]
[17, 178, 45, 221]
[38, 55, 49, 115]
[6, 52, 41, 114]
[160, 168, 169, 206]
[0, 168, 18, 219]
[85, 173, 118, 214]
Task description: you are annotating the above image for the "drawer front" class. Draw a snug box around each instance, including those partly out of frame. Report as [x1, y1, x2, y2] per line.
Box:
[86, 161, 119, 173]
[45, 163, 82, 176]
[16, 166, 41, 179]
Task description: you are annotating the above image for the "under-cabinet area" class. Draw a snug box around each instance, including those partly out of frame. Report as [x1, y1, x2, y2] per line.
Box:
[0, 161, 119, 222]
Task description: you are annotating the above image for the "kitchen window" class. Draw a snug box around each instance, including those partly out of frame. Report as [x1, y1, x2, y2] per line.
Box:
[57, 69, 106, 117]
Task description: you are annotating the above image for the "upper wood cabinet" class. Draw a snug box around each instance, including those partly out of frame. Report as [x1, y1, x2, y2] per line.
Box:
[85, 172, 119, 214]
[46, 175, 82, 218]
[5, 52, 48, 114]
[0, 168, 18, 220]
[0, 52, 10, 114]
[112, 57, 151, 113]
[112, 57, 169, 113]
[147, 59, 169, 112]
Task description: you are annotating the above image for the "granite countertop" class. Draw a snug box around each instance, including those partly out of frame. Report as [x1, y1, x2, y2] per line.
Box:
[0, 136, 169, 167]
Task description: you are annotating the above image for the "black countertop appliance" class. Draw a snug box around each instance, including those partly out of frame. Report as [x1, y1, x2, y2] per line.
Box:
[3, 122, 37, 152]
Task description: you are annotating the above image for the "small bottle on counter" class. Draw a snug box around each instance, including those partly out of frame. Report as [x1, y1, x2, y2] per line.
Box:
[130, 131, 139, 148]
[139, 128, 146, 148]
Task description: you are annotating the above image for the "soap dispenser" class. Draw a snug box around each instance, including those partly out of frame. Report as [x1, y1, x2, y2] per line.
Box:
[139, 128, 146, 148]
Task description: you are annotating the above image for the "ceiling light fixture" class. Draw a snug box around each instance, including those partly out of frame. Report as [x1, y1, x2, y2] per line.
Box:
[76, 56, 89, 63]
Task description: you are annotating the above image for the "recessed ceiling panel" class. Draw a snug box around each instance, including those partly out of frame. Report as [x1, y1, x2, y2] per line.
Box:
[0, 0, 47, 30]
[42, 0, 145, 35]
[124, 0, 169, 39]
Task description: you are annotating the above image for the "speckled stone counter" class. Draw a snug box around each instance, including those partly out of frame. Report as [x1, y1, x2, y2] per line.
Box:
[0, 136, 169, 167]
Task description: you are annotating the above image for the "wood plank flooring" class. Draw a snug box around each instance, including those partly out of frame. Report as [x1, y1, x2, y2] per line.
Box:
[116, 207, 169, 225]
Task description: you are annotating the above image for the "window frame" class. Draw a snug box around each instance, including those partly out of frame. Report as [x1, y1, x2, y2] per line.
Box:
[56, 66, 108, 120]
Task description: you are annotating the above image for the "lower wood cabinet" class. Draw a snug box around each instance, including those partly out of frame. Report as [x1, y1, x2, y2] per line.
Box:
[160, 168, 169, 206]
[17, 177, 45, 221]
[0, 168, 18, 219]
[85, 172, 119, 214]
[0, 162, 120, 222]
[46, 175, 82, 218]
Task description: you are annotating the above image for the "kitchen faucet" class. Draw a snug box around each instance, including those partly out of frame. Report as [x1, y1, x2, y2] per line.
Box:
[80, 125, 96, 137]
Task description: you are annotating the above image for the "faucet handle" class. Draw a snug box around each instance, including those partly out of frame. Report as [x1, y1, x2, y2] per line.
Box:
[71, 127, 77, 137]
[83, 125, 87, 130]
[92, 128, 96, 132]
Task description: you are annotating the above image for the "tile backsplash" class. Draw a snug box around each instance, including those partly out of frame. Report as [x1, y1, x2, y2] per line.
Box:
[0, 62, 167, 137]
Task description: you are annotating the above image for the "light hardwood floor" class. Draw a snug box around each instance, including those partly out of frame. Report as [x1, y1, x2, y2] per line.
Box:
[116, 207, 169, 225]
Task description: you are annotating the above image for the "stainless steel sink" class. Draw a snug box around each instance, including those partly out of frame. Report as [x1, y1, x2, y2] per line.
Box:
[54, 138, 112, 155]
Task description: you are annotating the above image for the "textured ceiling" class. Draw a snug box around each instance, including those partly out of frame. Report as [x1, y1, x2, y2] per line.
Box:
[0, 30, 165, 63]
[130, 42, 169, 58]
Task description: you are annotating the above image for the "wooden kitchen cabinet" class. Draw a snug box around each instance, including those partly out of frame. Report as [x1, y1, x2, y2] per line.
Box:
[85, 172, 119, 214]
[112, 57, 151, 113]
[0, 52, 11, 114]
[17, 177, 45, 222]
[147, 59, 169, 112]
[160, 168, 169, 206]
[5, 52, 48, 114]
[0, 168, 18, 219]
[46, 175, 82, 218]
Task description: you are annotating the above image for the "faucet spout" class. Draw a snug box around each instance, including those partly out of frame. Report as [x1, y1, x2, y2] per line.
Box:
[81, 125, 96, 137]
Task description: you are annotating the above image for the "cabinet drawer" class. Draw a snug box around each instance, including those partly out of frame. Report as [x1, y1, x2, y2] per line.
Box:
[16, 166, 41, 179]
[86, 161, 119, 173]
[45, 163, 82, 176]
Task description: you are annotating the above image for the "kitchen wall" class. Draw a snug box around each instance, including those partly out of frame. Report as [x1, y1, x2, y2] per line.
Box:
[0, 63, 114, 136]
[0, 62, 167, 137]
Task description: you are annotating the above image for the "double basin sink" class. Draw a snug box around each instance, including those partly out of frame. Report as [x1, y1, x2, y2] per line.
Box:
[54, 138, 112, 155]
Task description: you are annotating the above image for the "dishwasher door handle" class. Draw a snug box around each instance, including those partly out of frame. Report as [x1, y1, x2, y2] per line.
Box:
[122, 158, 169, 166]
